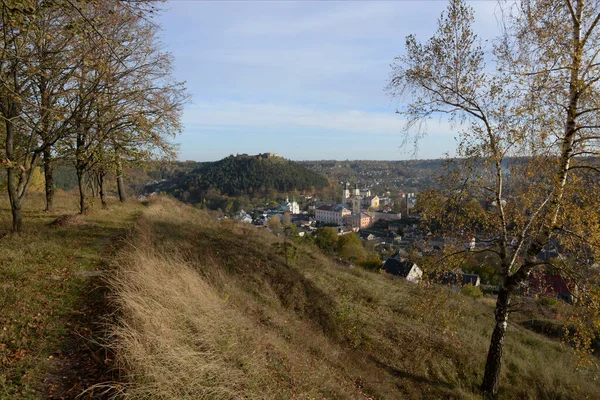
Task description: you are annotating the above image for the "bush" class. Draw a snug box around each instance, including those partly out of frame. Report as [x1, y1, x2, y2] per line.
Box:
[315, 227, 338, 254]
[538, 296, 558, 307]
[359, 253, 382, 271]
[460, 284, 483, 299]
[337, 233, 366, 263]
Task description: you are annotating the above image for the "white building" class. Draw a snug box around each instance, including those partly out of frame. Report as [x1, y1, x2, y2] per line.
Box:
[232, 210, 253, 224]
[374, 210, 401, 221]
[280, 197, 300, 214]
[315, 205, 351, 225]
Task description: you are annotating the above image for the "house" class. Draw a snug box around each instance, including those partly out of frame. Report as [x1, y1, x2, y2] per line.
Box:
[374, 210, 402, 221]
[232, 210, 253, 224]
[439, 272, 481, 288]
[314, 204, 351, 225]
[361, 195, 380, 209]
[382, 259, 422, 283]
[462, 274, 481, 286]
[528, 272, 577, 302]
[388, 222, 403, 233]
[359, 232, 376, 241]
[344, 212, 374, 230]
[537, 241, 564, 261]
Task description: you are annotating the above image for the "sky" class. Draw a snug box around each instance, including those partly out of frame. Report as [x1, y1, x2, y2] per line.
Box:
[157, 0, 502, 162]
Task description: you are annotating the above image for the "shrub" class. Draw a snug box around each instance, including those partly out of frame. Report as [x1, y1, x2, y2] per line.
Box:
[337, 233, 366, 263]
[315, 227, 338, 254]
[538, 296, 558, 307]
[359, 253, 382, 271]
[460, 284, 483, 299]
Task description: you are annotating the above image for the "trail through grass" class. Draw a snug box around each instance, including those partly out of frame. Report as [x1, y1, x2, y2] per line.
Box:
[0, 192, 142, 399]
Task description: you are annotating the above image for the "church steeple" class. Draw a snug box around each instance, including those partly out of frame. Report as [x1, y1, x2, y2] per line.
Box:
[352, 195, 362, 215]
[342, 182, 350, 203]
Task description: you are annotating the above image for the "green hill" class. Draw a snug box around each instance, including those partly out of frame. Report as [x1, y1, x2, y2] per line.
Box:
[158, 154, 329, 199]
[105, 197, 600, 399]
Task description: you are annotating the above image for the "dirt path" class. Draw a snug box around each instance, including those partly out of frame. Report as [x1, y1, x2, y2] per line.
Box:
[42, 231, 130, 399]
[42, 277, 114, 399]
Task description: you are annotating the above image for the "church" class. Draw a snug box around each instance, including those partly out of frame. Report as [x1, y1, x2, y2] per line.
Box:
[342, 182, 380, 210]
[341, 183, 378, 230]
[279, 197, 300, 214]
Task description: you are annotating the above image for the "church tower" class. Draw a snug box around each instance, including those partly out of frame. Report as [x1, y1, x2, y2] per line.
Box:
[354, 183, 360, 196]
[352, 195, 362, 215]
[342, 182, 350, 203]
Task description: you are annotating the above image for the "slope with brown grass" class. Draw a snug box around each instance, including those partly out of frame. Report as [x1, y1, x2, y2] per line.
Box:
[107, 197, 600, 399]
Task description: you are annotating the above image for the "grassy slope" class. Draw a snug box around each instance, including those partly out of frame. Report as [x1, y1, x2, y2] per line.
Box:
[109, 197, 600, 400]
[0, 192, 142, 399]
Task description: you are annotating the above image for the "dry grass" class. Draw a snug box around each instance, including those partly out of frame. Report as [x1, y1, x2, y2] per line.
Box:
[107, 197, 600, 399]
[107, 199, 366, 399]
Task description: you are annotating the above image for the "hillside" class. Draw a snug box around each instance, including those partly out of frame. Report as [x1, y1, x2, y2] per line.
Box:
[104, 197, 600, 399]
[298, 159, 445, 193]
[149, 154, 329, 200]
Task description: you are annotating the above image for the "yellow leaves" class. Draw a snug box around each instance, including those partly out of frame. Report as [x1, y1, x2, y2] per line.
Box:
[564, 287, 600, 370]
[28, 167, 44, 193]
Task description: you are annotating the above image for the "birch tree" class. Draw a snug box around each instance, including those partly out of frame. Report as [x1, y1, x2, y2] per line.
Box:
[388, 0, 600, 395]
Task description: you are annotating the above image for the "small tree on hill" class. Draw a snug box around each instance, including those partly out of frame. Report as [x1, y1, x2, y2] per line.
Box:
[388, 0, 600, 395]
[268, 215, 282, 233]
[337, 233, 367, 263]
[315, 227, 338, 254]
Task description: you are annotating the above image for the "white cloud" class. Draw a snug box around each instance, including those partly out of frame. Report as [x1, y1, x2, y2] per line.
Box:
[207, 45, 385, 76]
[229, 2, 398, 37]
[184, 102, 454, 136]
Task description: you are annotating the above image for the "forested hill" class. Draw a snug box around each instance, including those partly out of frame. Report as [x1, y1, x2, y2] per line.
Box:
[160, 154, 329, 197]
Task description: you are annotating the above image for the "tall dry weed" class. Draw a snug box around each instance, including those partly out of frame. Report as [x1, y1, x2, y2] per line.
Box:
[107, 232, 252, 398]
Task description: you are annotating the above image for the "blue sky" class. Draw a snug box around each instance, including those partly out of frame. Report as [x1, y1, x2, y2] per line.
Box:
[157, 1, 501, 161]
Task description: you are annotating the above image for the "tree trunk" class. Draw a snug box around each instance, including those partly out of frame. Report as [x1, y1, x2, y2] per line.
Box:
[116, 165, 127, 202]
[98, 174, 107, 209]
[11, 198, 23, 233]
[5, 114, 24, 233]
[481, 287, 512, 396]
[89, 173, 97, 198]
[43, 147, 54, 212]
[7, 168, 23, 233]
[77, 167, 89, 214]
